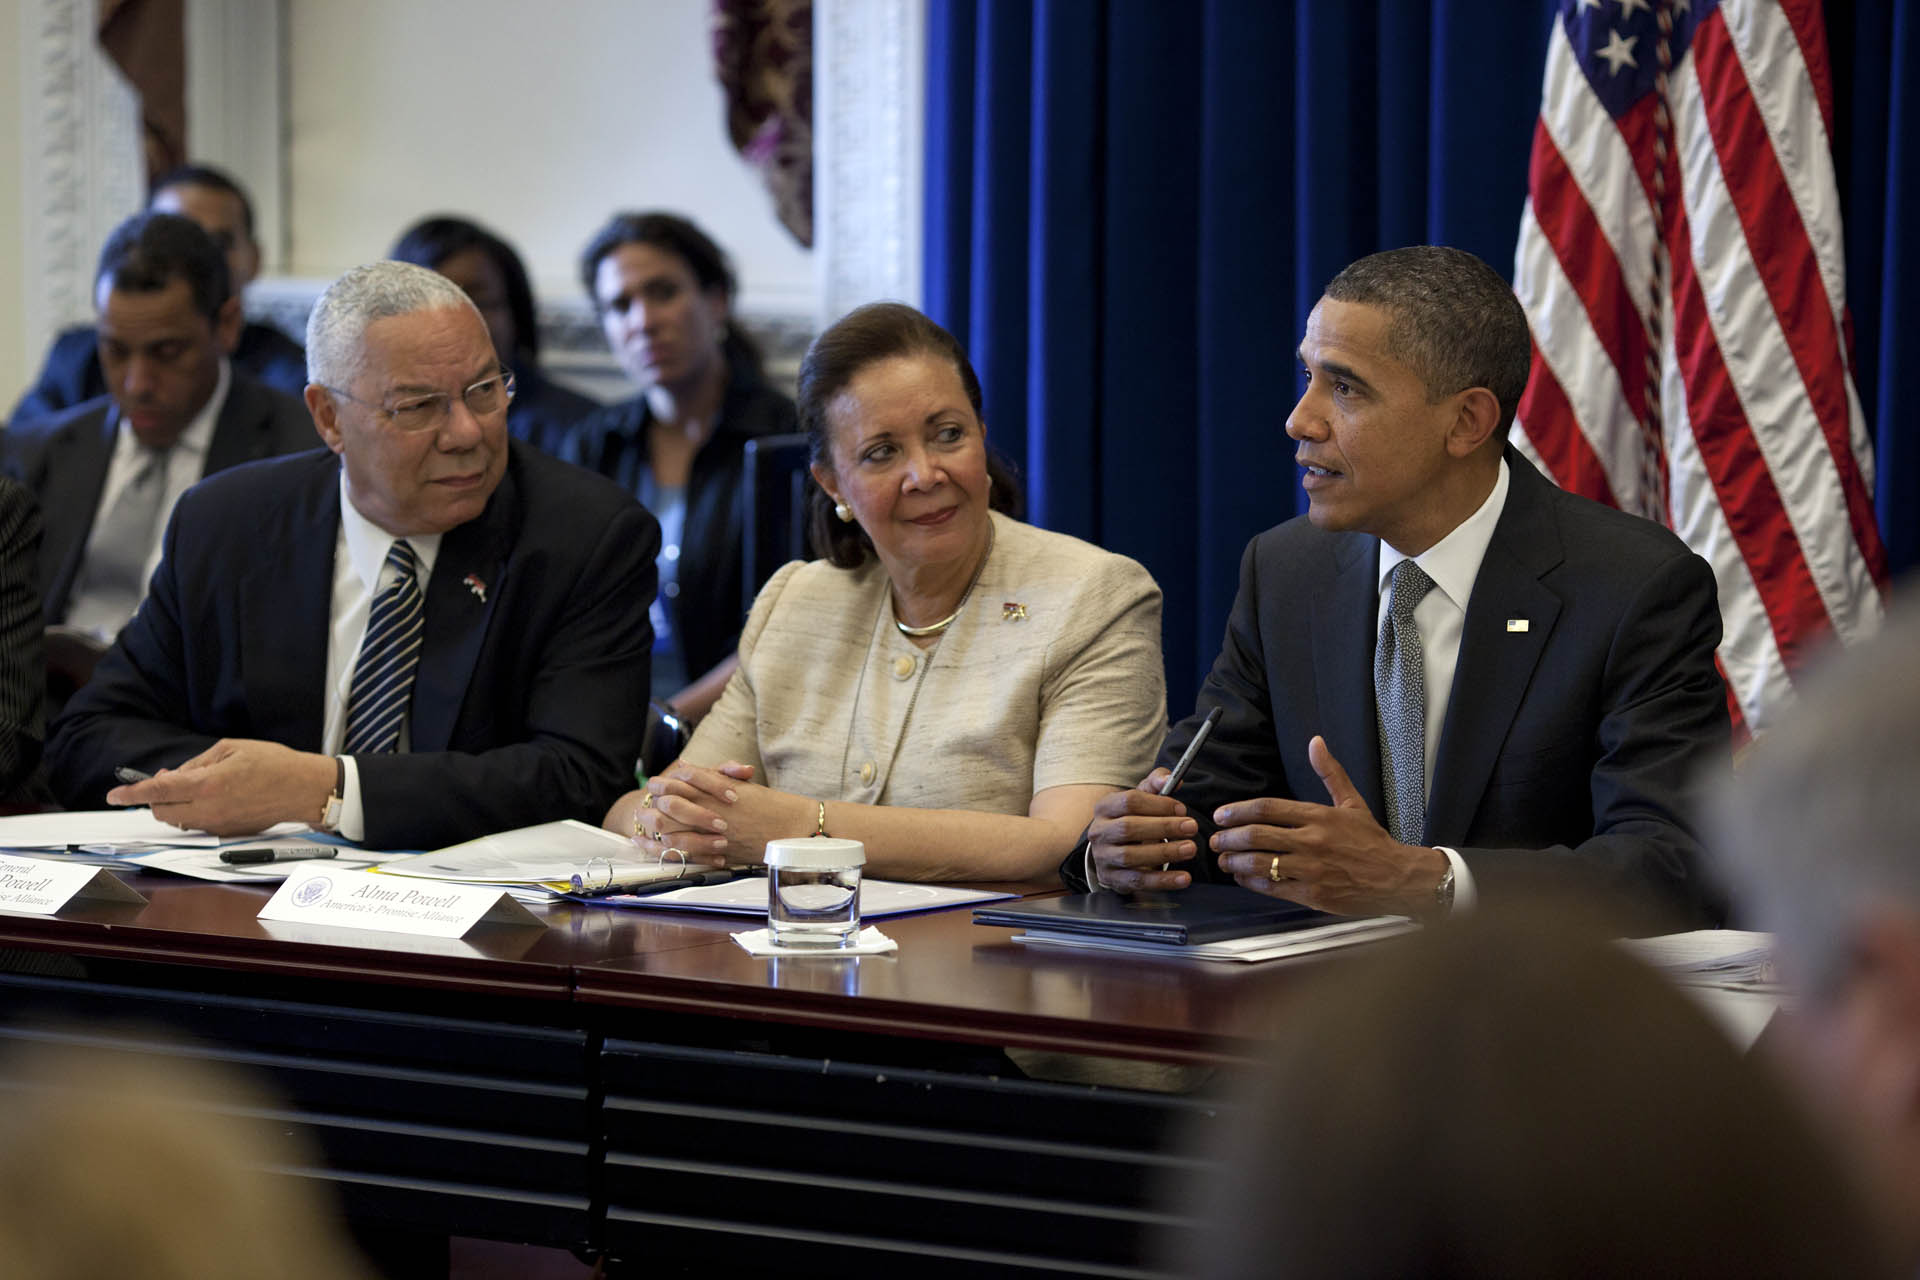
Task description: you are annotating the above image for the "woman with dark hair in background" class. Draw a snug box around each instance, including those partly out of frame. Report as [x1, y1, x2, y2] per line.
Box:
[564, 211, 797, 724]
[389, 215, 600, 454]
[603, 302, 1167, 882]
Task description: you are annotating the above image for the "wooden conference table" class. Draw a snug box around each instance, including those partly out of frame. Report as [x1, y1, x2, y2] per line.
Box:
[0, 871, 1339, 1277]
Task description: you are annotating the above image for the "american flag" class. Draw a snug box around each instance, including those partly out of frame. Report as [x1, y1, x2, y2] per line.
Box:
[1512, 0, 1887, 738]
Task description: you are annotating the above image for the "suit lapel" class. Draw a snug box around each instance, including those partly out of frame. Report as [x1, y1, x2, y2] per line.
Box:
[410, 464, 514, 752]
[1426, 454, 1564, 844]
[240, 456, 338, 748]
[41, 407, 118, 620]
[1310, 533, 1385, 818]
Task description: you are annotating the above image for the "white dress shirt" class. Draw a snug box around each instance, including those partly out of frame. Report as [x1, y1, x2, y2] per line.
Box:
[67, 360, 231, 635]
[320, 468, 443, 841]
[1374, 456, 1511, 912]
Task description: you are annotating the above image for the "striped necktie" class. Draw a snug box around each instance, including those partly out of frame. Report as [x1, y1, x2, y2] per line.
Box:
[343, 539, 423, 755]
[1375, 559, 1437, 846]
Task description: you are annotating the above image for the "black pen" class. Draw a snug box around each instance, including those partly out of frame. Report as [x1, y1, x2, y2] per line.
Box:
[575, 869, 739, 898]
[219, 846, 340, 866]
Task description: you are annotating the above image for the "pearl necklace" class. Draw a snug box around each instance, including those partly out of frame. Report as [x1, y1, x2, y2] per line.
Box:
[891, 523, 994, 638]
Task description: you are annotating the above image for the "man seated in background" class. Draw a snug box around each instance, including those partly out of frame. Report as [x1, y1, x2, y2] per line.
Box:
[1073, 246, 1728, 927]
[1, 211, 314, 637]
[7, 164, 308, 425]
[1710, 595, 1920, 1271]
[49, 261, 658, 850]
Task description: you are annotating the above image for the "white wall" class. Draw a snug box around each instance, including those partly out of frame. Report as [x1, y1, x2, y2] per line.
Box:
[1, 0, 27, 412]
[285, 0, 816, 317]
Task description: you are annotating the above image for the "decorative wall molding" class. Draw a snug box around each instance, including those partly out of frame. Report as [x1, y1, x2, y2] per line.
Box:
[815, 0, 926, 324]
[24, 0, 143, 354]
[184, 0, 286, 268]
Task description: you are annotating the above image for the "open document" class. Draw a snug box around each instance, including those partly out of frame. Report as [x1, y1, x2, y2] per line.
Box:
[373, 819, 685, 891]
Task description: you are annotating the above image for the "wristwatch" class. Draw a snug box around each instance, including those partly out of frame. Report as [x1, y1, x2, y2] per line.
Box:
[318, 756, 345, 831]
[1434, 854, 1456, 913]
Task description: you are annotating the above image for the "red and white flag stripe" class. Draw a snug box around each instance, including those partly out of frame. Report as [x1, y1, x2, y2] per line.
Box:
[1512, 0, 1886, 737]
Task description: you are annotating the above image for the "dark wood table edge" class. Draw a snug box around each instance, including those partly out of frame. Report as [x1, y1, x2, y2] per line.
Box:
[572, 970, 1267, 1069]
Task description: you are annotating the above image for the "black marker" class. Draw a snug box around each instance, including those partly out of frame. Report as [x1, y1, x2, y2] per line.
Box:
[113, 766, 153, 785]
[219, 846, 340, 866]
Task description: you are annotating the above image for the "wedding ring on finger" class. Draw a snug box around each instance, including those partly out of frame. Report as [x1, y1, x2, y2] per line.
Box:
[1268, 855, 1283, 882]
[640, 791, 655, 809]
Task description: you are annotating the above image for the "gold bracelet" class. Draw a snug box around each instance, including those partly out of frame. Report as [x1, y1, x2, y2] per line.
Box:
[812, 799, 828, 838]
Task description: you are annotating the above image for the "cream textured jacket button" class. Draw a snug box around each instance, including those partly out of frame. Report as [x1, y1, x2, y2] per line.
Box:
[859, 760, 876, 785]
[891, 655, 915, 679]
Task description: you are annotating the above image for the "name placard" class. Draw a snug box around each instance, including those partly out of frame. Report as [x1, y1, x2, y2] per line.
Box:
[258, 867, 545, 938]
[0, 854, 146, 915]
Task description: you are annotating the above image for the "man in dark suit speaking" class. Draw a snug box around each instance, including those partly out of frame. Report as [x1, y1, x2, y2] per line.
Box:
[3, 212, 314, 635]
[1073, 247, 1727, 924]
[49, 261, 659, 850]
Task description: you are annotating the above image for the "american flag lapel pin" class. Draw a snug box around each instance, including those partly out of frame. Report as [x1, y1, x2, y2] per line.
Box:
[1002, 602, 1028, 622]
[1506, 618, 1529, 632]
[464, 573, 488, 603]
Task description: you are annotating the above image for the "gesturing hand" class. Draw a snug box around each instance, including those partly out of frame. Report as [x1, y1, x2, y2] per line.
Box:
[1210, 735, 1447, 916]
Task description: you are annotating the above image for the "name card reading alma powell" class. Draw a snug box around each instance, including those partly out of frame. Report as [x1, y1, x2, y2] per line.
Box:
[0, 854, 147, 914]
[258, 867, 545, 938]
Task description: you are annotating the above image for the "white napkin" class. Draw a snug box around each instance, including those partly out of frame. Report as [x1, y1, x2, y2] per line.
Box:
[731, 925, 897, 956]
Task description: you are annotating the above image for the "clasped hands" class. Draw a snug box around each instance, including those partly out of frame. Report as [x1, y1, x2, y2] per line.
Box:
[624, 760, 801, 868]
[1086, 734, 1447, 917]
[104, 739, 336, 837]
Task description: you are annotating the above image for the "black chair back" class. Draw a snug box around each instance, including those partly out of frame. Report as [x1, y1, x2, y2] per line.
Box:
[740, 433, 813, 615]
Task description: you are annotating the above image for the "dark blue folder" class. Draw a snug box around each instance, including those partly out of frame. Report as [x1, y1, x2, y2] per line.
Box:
[972, 884, 1340, 946]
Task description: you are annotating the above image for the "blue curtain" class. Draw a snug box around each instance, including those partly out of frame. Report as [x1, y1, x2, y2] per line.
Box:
[925, 0, 1919, 715]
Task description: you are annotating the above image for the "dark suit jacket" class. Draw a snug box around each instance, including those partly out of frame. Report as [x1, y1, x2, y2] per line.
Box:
[8, 322, 309, 426]
[0, 370, 317, 624]
[1066, 450, 1729, 923]
[559, 365, 796, 678]
[47, 441, 660, 849]
[0, 477, 44, 801]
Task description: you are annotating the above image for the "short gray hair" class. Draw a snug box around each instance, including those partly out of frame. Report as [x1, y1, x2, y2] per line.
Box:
[305, 260, 479, 389]
[1708, 595, 1913, 993]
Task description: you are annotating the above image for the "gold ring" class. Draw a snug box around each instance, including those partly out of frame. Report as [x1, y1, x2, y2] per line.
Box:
[631, 809, 646, 839]
[640, 791, 655, 809]
[1268, 856, 1283, 881]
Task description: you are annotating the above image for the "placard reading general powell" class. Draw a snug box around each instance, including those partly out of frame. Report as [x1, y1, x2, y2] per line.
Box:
[0, 854, 146, 915]
[258, 866, 545, 938]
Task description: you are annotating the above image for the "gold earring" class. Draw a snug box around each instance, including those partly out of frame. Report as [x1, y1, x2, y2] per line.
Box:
[834, 500, 853, 523]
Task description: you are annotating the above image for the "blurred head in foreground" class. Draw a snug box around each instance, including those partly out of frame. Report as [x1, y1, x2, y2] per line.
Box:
[1710, 590, 1920, 1267]
[1181, 911, 1892, 1279]
[0, 1038, 371, 1280]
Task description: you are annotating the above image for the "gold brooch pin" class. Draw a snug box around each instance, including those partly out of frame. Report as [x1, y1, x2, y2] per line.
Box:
[1002, 602, 1028, 622]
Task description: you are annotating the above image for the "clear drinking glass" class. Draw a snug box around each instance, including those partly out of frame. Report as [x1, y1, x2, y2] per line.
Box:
[764, 837, 865, 947]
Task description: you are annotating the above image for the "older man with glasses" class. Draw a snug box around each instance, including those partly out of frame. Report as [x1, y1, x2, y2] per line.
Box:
[49, 261, 659, 850]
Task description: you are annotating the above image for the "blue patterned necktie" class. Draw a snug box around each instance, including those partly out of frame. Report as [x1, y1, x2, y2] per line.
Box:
[1375, 559, 1437, 845]
[343, 540, 423, 755]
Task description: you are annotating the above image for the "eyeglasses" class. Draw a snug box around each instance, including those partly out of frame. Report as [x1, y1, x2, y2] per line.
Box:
[323, 370, 516, 433]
